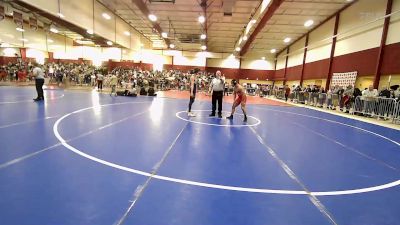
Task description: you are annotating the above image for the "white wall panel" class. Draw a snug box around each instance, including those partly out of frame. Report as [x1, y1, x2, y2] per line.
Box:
[0, 47, 20, 57]
[207, 57, 240, 68]
[47, 33, 70, 53]
[21, 0, 58, 16]
[130, 30, 142, 51]
[335, 0, 386, 56]
[94, 2, 115, 42]
[0, 18, 23, 47]
[387, 0, 400, 44]
[174, 55, 206, 67]
[335, 26, 383, 56]
[306, 18, 335, 63]
[116, 17, 131, 48]
[287, 37, 305, 67]
[60, 0, 94, 31]
[276, 54, 286, 70]
[306, 44, 332, 63]
[241, 59, 274, 70]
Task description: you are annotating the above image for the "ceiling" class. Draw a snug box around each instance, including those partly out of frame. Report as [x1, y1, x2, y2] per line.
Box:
[249, 0, 352, 58]
[3, 1, 115, 47]
[3, 1, 83, 41]
[98, 0, 262, 53]
[98, 0, 353, 58]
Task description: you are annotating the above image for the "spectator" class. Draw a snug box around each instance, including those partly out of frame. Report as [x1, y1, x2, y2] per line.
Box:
[110, 73, 118, 96]
[31, 63, 45, 101]
[97, 71, 104, 91]
[284, 85, 290, 102]
[379, 87, 391, 98]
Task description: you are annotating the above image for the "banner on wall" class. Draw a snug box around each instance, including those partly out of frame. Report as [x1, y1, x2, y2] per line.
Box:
[0, 6, 5, 21]
[29, 17, 38, 30]
[13, 11, 23, 26]
[331, 71, 358, 87]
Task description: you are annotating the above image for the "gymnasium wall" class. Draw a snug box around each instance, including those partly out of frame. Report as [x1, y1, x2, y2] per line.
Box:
[205, 56, 275, 80]
[280, 0, 400, 90]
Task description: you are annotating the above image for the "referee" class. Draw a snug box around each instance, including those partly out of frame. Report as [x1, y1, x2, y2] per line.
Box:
[209, 70, 225, 118]
[32, 63, 45, 101]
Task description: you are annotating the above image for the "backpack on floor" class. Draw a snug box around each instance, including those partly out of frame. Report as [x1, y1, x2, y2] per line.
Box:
[140, 87, 147, 95]
[148, 87, 156, 96]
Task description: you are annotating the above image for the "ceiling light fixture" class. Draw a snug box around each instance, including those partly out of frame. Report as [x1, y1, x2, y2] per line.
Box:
[161, 32, 168, 38]
[57, 13, 65, 18]
[107, 41, 113, 46]
[102, 13, 111, 20]
[243, 36, 248, 41]
[304, 19, 314, 27]
[201, 45, 207, 50]
[50, 27, 59, 33]
[198, 15, 205, 23]
[169, 44, 175, 48]
[251, 19, 257, 24]
[148, 14, 157, 22]
[87, 29, 94, 34]
[261, 57, 266, 60]
[270, 49, 276, 53]
[124, 31, 131, 36]
[235, 47, 241, 51]
[200, 34, 206, 39]
[283, 37, 291, 43]
[16, 27, 24, 32]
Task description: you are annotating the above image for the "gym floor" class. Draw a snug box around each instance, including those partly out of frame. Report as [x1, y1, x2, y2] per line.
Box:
[1, 86, 400, 225]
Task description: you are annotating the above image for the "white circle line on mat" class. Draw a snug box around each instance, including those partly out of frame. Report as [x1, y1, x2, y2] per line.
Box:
[53, 102, 400, 196]
[0, 94, 65, 104]
[176, 110, 261, 127]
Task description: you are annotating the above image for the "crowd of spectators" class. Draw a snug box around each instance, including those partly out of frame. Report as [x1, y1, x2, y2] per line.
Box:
[1, 61, 278, 98]
[278, 83, 400, 119]
[2, 61, 399, 103]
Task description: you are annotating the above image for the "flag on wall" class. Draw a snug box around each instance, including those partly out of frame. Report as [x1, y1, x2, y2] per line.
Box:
[0, 6, 5, 21]
[331, 71, 358, 87]
[29, 17, 38, 30]
[13, 11, 23, 26]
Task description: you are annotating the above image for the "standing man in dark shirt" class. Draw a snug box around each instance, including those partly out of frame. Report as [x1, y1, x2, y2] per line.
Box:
[209, 70, 224, 118]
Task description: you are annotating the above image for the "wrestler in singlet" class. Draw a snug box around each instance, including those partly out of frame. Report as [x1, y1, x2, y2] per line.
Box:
[187, 68, 199, 117]
[234, 84, 247, 106]
[227, 79, 248, 122]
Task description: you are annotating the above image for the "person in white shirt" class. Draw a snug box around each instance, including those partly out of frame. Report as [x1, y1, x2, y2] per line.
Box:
[362, 85, 378, 115]
[110, 73, 118, 97]
[32, 63, 45, 101]
[362, 85, 378, 97]
[209, 70, 225, 118]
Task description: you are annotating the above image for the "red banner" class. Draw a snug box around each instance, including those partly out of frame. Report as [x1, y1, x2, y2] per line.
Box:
[13, 11, 23, 26]
[29, 17, 38, 30]
[0, 6, 5, 21]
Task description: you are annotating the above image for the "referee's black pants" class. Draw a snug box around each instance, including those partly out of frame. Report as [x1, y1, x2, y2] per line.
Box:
[35, 78, 45, 100]
[211, 91, 223, 115]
